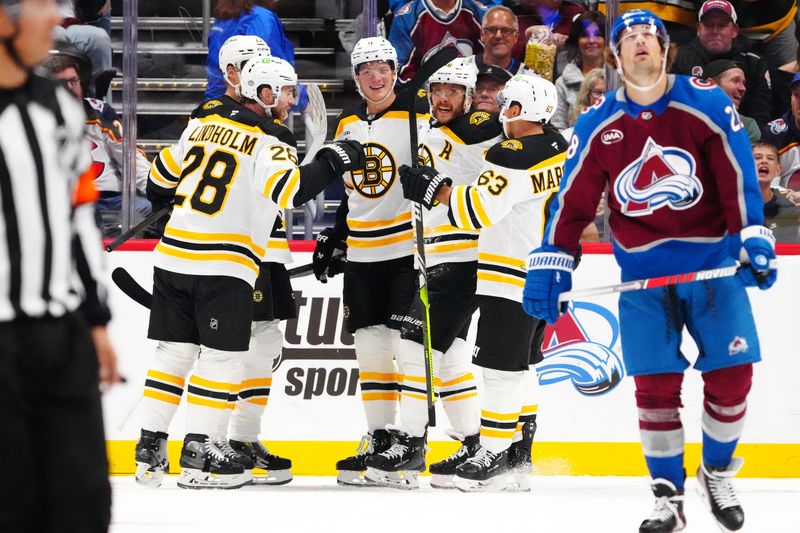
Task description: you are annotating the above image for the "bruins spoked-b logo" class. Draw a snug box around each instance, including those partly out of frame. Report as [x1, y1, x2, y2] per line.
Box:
[417, 144, 434, 167]
[350, 142, 396, 198]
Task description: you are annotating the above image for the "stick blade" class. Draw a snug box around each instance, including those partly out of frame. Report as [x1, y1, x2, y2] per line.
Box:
[407, 45, 460, 90]
[111, 267, 152, 309]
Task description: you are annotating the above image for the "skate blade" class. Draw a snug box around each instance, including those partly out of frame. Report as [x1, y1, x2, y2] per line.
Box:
[336, 470, 382, 487]
[134, 462, 165, 488]
[429, 474, 457, 490]
[694, 484, 734, 533]
[454, 473, 513, 493]
[250, 469, 293, 486]
[503, 470, 532, 492]
[177, 468, 253, 490]
[364, 467, 420, 490]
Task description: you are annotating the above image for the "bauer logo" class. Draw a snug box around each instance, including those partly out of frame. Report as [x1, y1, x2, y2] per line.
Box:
[538, 301, 624, 396]
[601, 129, 623, 145]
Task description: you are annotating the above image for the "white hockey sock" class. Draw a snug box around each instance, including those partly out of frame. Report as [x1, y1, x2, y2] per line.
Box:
[440, 338, 479, 437]
[186, 346, 244, 439]
[139, 341, 200, 433]
[229, 320, 282, 442]
[355, 325, 400, 432]
[397, 337, 441, 438]
[479, 368, 525, 454]
[513, 366, 540, 443]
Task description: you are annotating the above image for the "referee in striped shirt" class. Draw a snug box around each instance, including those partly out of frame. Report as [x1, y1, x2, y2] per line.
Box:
[0, 1, 119, 532]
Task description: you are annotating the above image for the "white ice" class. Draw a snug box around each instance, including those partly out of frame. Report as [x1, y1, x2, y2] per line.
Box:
[110, 475, 800, 532]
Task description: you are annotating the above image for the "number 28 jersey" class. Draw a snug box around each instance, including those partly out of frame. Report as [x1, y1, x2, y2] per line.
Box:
[148, 97, 302, 286]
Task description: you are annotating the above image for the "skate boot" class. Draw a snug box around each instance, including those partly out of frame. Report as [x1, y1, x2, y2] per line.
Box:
[134, 429, 169, 488]
[177, 434, 253, 490]
[428, 430, 480, 489]
[229, 439, 293, 485]
[639, 479, 686, 533]
[696, 458, 745, 532]
[364, 428, 427, 490]
[454, 445, 512, 492]
[506, 417, 537, 492]
[335, 429, 392, 487]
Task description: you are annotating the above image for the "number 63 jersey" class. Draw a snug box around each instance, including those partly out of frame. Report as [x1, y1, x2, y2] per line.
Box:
[148, 97, 302, 286]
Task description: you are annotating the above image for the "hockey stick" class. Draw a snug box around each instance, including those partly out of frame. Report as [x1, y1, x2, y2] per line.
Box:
[112, 262, 319, 310]
[556, 263, 766, 302]
[105, 203, 171, 252]
[406, 45, 459, 427]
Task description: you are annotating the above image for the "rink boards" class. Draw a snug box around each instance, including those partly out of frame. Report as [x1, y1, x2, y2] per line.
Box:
[102, 241, 800, 477]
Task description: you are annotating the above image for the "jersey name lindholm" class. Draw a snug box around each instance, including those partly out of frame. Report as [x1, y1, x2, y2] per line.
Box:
[187, 124, 257, 156]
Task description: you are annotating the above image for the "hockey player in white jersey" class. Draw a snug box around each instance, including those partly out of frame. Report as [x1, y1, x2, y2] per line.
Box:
[133, 55, 364, 490]
[362, 58, 502, 490]
[312, 36, 430, 486]
[399, 73, 567, 491]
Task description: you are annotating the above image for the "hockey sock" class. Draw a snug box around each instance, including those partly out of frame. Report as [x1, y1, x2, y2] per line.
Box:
[514, 365, 540, 446]
[229, 320, 282, 442]
[354, 325, 400, 432]
[186, 346, 244, 438]
[635, 373, 686, 488]
[701, 364, 752, 468]
[479, 368, 525, 454]
[397, 337, 441, 437]
[440, 338, 479, 436]
[140, 341, 200, 433]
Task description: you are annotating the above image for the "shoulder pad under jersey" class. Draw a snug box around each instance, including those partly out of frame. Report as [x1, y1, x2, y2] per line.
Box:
[441, 111, 502, 145]
[257, 118, 298, 149]
[486, 129, 568, 170]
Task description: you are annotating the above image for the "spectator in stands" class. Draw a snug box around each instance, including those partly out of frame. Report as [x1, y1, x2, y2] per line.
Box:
[702, 59, 761, 143]
[672, 0, 772, 129]
[471, 63, 511, 112]
[762, 73, 800, 191]
[559, 67, 606, 138]
[390, 0, 487, 83]
[471, 5, 523, 73]
[551, 10, 606, 130]
[594, 1, 698, 45]
[53, 1, 112, 92]
[507, 0, 584, 60]
[753, 140, 800, 241]
[735, 0, 798, 72]
[43, 50, 152, 237]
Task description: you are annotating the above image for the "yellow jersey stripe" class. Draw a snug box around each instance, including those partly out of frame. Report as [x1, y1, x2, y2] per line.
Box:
[478, 253, 524, 268]
[147, 369, 186, 387]
[428, 241, 478, 254]
[156, 243, 260, 275]
[240, 378, 272, 388]
[359, 372, 399, 381]
[160, 147, 182, 176]
[478, 271, 525, 287]
[442, 391, 478, 402]
[441, 373, 475, 388]
[528, 151, 566, 172]
[278, 168, 300, 208]
[187, 395, 229, 410]
[402, 391, 429, 401]
[163, 227, 265, 257]
[347, 232, 413, 248]
[143, 389, 182, 405]
[189, 375, 234, 391]
[400, 374, 442, 386]
[362, 392, 399, 401]
[481, 410, 519, 421]
[149, 165, 177, 188]
[246, 398, 268, 406]
[481, 428, 516, 439]
[348, 211, 412, 230]
[267, 240, 290, 249]
[264, 169, 290, 199]
[335, 115, 360, 138]
[521, 404, 539, 415]
[469, 187, 492, 228]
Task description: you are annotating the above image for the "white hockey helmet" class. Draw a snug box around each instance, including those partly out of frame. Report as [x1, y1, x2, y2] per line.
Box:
[427, 57, 478, 114]
[218, 35, 271, 89]
[351, 37, 398, 103]
[497, 73, 557, 135]
[240, 56, 298, 109]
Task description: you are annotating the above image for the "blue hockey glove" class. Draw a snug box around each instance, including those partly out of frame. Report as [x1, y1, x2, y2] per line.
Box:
[737, 225, 777, 290]
[522, 246, 575, 324]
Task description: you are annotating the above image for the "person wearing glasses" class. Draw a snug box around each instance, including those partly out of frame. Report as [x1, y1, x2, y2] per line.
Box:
[389, 0, 488, 84]
[475, 5, 523, 73]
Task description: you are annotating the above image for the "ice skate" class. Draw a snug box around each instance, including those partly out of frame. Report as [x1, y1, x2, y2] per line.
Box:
[177, 434, 252, 490]
[134, 429, 170, 488]
[505, 418, 537, 492]
[639, 479, 686, 533]
[364, 428, 426, 490]
[453, 446, 512, 492]
[428, 431, 480, 489]
[229, 439, 293, 485]
[335, 429, 392, 487]
[696, 458, 745, 532]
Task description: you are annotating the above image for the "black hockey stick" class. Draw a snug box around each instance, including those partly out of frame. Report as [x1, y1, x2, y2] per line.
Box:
[406, 45, 459, 427]
[112, 263, 319, 310]
[105, 203, 171, 252]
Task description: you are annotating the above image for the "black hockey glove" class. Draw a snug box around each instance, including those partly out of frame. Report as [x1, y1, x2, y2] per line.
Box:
[313, 228, 348, 283]
[316, 140, 366, 175]
[399, 164, 452, 210]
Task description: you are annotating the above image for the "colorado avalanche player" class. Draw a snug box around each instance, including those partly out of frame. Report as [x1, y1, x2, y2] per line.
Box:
[522, 10, 777, 533]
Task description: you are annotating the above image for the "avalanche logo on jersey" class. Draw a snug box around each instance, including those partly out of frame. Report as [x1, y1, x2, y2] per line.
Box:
[614, 137, 703, 216]
[421, 33, 475, 65]
[350, 142, 396, 198]
[537, 301, 624, 396]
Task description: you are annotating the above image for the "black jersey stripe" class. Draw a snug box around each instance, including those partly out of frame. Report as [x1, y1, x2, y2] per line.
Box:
[439, 385, 478, 399]
[187, 384, 230, 401]
[145, 379, 184, 397]
[160, 236, 261, 265]
[270, 169, 293, 205]
[238, 388, 271, 399]
[464, 192, 483, 229]
[154, 155, 180, 183]
[360, 382, 401, 392]
[349, 222, 414, 239]
[479, 263, 525, 278]
[480, 419, 518, 430]
[424, 233, 479, 245]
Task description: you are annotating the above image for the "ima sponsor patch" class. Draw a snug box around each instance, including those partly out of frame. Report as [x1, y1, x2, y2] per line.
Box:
[500, 139, 523, 151]
[601, 129, 624, 145]
[768, 118, 788, 135]
[469, 111, 490, 126]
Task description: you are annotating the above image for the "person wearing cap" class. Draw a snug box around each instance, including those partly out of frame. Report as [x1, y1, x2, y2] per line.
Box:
[761, 72, 800, 191]
[702, 58, 761, 142]
[471, 63, 512, 112]
[672, 0, 772, 129]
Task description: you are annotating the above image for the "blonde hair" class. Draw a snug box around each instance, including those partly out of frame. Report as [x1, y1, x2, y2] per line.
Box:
[569, 68, 606, 126]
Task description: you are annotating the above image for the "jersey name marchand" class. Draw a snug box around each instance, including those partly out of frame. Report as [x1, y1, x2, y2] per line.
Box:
[150, 98, 300, 286]
[334, 92, 430, 262]
[447, 130, 568, 302]
[419, 111, 502, 268]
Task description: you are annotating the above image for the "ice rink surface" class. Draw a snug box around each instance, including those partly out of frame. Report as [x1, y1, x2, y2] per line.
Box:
[111, 475, 799, 532]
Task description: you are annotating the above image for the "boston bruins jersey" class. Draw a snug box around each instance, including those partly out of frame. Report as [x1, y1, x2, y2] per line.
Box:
[420, 110, 502, 268]
[446, 129, 568, 302]
[148, 96, 302, 286]
[334, 91, 430, 262]
[262, 211, 292, 264]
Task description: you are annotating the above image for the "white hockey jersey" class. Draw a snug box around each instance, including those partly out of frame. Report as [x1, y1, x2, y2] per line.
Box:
[148, 97, 303, 286]
[420, 110, 502, 267]
[447, 129, 568, 302]
[334, 91, 430, 263]
[262, 211, 292, 264]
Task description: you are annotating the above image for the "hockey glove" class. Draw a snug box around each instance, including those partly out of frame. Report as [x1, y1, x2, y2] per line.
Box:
[313, 227, 347, 283]
[737, 225, 777, 290]
[522, 245, 574, 324]
[316, 140, 365, 175]
[398, 164, 452, 209]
